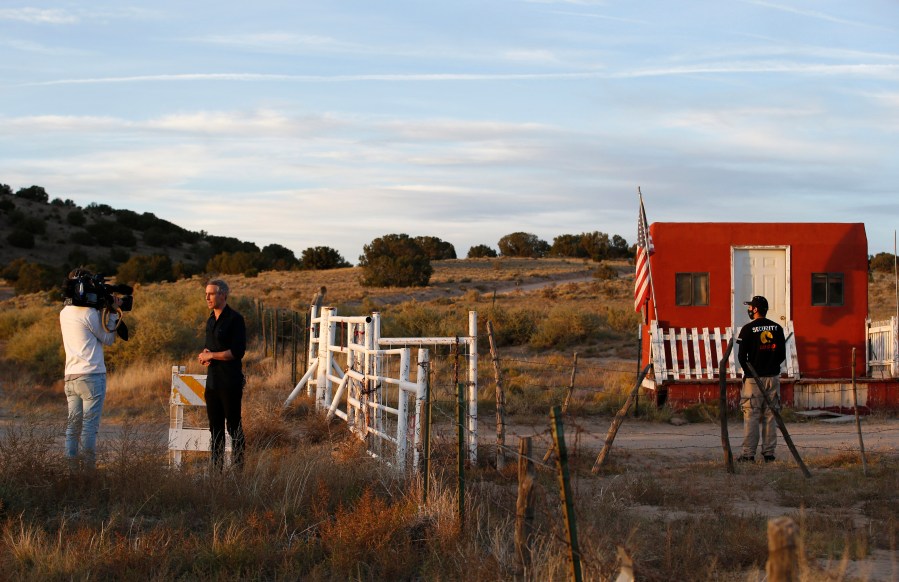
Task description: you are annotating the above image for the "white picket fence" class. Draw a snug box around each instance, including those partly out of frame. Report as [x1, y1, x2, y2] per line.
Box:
[648, 321, 799, 383]
[285, 306, 478, 468]
[867, 316, 898, 378]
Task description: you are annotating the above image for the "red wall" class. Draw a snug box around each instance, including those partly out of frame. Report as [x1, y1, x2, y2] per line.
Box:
[641, 223, 868, 379]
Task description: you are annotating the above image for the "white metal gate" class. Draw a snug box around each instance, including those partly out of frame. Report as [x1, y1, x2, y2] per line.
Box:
[285, 306, 479, 468]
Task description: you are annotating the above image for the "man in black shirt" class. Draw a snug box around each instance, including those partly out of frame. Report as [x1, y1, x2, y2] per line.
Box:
[736, 295, 786, 463]
[198, 279, 246, 470]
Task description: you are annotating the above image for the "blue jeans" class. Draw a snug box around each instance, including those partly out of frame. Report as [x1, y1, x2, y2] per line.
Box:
[64, 374, 107, 467]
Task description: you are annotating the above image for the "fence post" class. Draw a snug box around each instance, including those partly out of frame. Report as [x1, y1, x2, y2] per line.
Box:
[766, 516, 798, 582]
[593, 364, 653, 472]
[468, 311, 478, 464]
[550, 405, 582, 582]
[851, 346, 869, 476]
[291, 310, 298, 386]
[420, 352, 432, 505]
[457, 381, 466, 529]
[515, 437, 536, 574]
[544, 352, 579, 463]
[486, 320, 506, 470]
[719, 337, 736, 474]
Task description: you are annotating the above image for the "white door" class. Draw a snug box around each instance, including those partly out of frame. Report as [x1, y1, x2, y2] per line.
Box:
[732, 248, 789, 328]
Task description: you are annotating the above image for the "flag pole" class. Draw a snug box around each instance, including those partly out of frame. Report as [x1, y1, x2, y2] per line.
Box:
[638, 187, 659, 323]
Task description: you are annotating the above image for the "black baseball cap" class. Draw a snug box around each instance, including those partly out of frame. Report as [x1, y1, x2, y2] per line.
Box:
[743, 295, 768, 310]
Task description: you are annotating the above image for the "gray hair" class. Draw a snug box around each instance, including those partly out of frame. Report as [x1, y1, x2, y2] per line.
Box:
[206, 279, 229, 296]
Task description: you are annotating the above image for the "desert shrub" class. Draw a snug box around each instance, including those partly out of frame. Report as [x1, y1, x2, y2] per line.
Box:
[13, 262, 59, 294]
[116, 254, 174, 284]
[593, 263, 618, 280]
[380, 302, 445, 338]
[14, 185, 49, 203]
[600, 305, 641, 333]
[206, 251, 266, 275]
[3, 308, 64, 378]
[70, 229, 95, 245]
[485, 306, 540, 347]
[467, 244, 497, 258]
[0, 305, 51, 341]
[869, 252, 897, 273]
[497, 232, 549, 258]
[106, 283, 208, 366]
[300, 246, 350, 270]
[414, 236, 456, 260]
[6, 229, 34, 249]
[358, 234, 432, 287]
[66, 208, 86, 226]
[529, 305, 603, 349]
[319, 488, 417, 579]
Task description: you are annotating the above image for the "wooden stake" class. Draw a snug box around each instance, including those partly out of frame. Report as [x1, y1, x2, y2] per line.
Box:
[719, 337, 736, 474]
[765, 516, 799, 582]
[486, 320, 506, 470]
[592, 364, 653, 472]
[543, 352, 579, 463]
[514, 437, 536, 573]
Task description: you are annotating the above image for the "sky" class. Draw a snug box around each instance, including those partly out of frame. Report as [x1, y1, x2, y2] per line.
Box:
[2, 1, 898, 263]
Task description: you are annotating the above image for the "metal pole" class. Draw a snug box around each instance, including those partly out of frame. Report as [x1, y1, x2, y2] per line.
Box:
[851, 347, 869, 476]
[457, 381, 465, 528]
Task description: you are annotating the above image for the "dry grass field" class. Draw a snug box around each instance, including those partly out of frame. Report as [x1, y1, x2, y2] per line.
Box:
[0, 258, 897, 581]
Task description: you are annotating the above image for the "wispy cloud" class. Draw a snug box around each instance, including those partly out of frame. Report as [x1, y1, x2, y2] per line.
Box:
[21, 71, 608, 87]
[743, 1, 893, 32]
[190, 32, 351, 53]
[0, 7, 77, 24]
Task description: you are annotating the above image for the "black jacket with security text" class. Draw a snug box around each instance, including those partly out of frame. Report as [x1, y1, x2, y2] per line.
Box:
[737, 317, 786, 377]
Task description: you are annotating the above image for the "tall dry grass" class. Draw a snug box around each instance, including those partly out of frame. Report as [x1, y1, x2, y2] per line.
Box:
[1, 259, 897, 580]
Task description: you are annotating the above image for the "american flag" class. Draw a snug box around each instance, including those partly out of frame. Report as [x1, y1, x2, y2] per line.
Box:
[633, 194, 654, 312]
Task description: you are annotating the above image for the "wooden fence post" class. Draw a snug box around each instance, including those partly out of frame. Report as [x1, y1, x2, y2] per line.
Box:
[719, 337, 736, 474]
[851, 347, 869, 476]
[550, 405, 583, 582]
[766, 516, 798, 582]
[514, 437, 536, 574]
[486, 321, 506, 470]
[592, 364, 653, 472]
[543, 352, 579, 463]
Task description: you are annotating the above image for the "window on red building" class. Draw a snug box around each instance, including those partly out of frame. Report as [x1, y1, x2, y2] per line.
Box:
[812, 273, 843, 306]
[675, 272, 709, 306]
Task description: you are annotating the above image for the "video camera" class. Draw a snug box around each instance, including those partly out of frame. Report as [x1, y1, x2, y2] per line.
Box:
[63, 271, 134, 312]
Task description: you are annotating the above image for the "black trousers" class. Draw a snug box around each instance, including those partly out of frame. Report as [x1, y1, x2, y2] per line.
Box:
[205, 386, 245, 469]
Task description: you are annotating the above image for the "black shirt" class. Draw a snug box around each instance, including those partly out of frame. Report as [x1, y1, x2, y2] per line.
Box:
[737, 317, 786, 377]
[204, 304, 246, 391]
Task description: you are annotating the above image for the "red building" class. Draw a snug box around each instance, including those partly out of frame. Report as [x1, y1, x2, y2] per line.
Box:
[639, 222, 898, 410]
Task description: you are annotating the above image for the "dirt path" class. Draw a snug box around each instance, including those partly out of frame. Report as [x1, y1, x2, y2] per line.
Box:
[499, 416, 899, 463]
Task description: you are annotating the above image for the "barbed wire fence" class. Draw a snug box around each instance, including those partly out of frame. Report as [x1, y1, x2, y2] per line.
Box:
[260, 301, 897, 580]
[408, 322, 898, 580]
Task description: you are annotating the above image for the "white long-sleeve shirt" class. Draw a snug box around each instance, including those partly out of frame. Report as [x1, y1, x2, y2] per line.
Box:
[60, 305, 118, 378]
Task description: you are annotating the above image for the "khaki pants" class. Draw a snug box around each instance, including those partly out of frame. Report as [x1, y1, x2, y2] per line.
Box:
[740, 376, 780, 458]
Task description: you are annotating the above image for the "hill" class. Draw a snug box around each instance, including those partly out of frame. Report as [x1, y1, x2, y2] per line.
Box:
[0, 184, 273, 292]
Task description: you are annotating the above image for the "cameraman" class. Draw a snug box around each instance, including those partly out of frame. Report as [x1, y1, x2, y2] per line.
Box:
[59, 268, 123, 472]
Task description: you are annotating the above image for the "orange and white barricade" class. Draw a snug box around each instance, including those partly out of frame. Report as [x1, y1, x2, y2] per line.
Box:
[169, 365, 231, 466]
